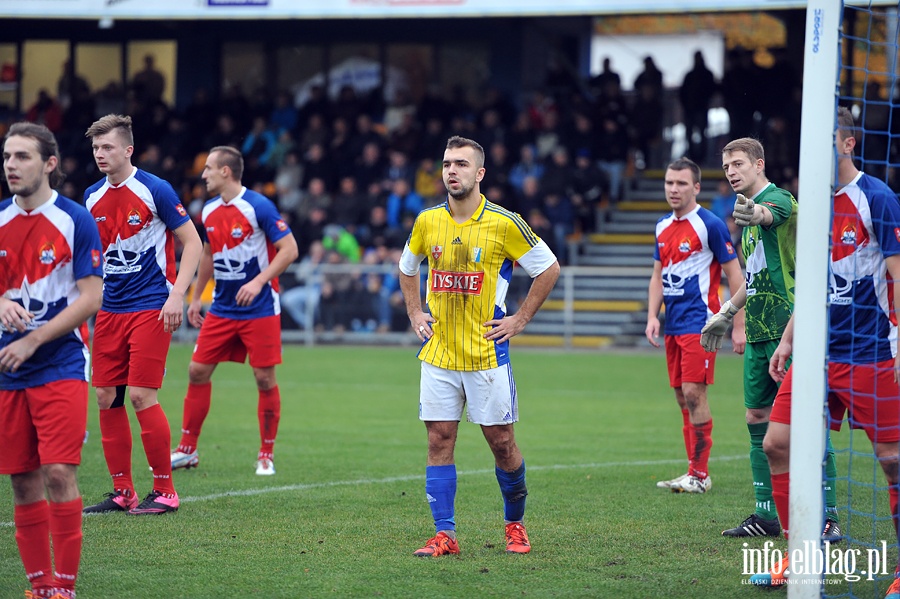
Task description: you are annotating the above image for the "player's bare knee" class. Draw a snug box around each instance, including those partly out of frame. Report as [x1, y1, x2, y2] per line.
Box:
[762, 433, 788, 464]
[188, 361, 214, 385]
[41, 464, 77, 500]
[746, 408, 770, 425]
[875, 445, 900, 483]
[252, 368, 276, 390]
[128, 387, 158, 411]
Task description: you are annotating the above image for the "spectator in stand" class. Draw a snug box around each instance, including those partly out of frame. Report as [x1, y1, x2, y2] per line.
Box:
[298, 113, 330, 154]
[203, 114, 241, 152]
[358, 204, 403, 251]
[417, 116, 449, 162]
[389, 111, 420, 158]
[130, 54, 166, 109]
[296, 177, 332, 224]
[353, 142, 386, 191]
[267, 129, 297, 171]
[241, 116, 278, 186]
[508, 144, 544, 194]
[542, 191, 574, 264]
[595, 114, 630, 208]
[329, 117, 354, 169]
[348, 113, 385, 160]
[506, 111, 537, 158]
[270, 90, 298, 134]
[281, 240, 326, 330]
[25, 90, 63, 133]
[386, 177, 424, 229]
[634, 56, 664, 103]
[476, 109, 506, 152]
[570, 149, 606, 234]
[333, 85, 362, 124]
[721, 48, 759, 139]
[332, 175, 367, 234]
[318, 250, 356, 332]
[680, 51, 717, 165]
[300, 142, 336, 191]
[274, 149, 303, 216]
[296, 84, 330, 129]
[541, 146, 574, 197]
[590, 57, 621, 98]
[413, 157, 444, 206]
[384, 149, 414, 189]
[568, 112, 596, 160]
[534, 110, 565, 160]
[184, 87, 217, 145]
[481, 141, 513, 198]
[219, 83, 251, 133]
[93, 81, 127, 121]
[516, 175, 543, 219]
[630, 78, 664, 171]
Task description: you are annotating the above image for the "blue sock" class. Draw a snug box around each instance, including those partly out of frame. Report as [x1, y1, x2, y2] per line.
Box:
[496, 461, 527, 522]
[425, 464, 457, 533]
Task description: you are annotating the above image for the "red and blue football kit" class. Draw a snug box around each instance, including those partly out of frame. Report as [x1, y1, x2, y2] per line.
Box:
[0, 191, 102, 473]
[772, 172, 900, 441]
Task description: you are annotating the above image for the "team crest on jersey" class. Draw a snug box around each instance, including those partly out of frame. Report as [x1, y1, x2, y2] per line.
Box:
[840, 225, 856, 245]
[276, 219, 288, 232]
[175, 203, 188, 217]
[895, 227, 900, 244]
[127, 210, 142, 226]
[726, 242, 735, 255]
[678, 238, 692, 253]
[472, 247, 483, 263]
[39, 243, 56, 265]
[0, 250, 6, 257]
[231, 223, 244, 239]
[431, 245, 443, 260]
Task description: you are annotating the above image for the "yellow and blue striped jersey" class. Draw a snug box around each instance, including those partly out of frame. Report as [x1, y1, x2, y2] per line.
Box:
[399, 195, 557, 371]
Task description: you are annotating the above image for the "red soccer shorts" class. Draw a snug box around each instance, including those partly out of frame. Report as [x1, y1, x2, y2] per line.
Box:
[665, 333, 716, 387]
[0, 380, 88, 474]
[92, 309, 172, 389]
[771, 360, 900, 443]
[192, 313, 282, 367]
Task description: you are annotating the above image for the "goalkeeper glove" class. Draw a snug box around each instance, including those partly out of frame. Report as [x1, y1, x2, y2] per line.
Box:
[700, 300, 740, 352]
[732, 193, 762, 227]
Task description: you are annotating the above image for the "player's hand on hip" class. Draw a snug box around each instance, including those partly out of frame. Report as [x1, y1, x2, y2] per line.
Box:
[159, 295, 184, 333]
[732, 194, 758, 227]
[0, 298, 33, 333]
[411, 313, 435, 341]
[483, 315, 525, 344]
[236, 280, 264, 306]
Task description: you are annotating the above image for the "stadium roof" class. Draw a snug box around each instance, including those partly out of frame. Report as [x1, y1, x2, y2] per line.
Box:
[1, 0, 888, 20]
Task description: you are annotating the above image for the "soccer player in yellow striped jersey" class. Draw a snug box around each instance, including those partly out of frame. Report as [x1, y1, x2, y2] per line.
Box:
[399, 136, 559, 557]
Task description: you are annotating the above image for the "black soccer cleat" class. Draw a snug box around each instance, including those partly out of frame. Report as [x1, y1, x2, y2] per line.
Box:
[722, 513, 781, 537]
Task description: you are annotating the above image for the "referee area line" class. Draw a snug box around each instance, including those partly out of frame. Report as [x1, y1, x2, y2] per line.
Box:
[1, 454, 746, 528]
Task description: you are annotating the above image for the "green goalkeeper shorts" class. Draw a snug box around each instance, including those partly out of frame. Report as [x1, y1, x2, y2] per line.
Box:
[743, 339, 789, 410]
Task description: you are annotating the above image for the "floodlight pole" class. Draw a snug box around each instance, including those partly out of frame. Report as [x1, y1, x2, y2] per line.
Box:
[789, 0, 841, 597]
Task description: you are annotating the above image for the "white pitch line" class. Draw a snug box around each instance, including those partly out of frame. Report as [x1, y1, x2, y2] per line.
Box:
[1, 454, 746, 527]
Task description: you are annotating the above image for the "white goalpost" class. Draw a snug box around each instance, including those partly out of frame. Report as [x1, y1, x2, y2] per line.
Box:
[789, 0, 841, 596]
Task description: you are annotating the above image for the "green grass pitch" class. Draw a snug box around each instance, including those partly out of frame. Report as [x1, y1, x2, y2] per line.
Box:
[0, 345, 895, 597]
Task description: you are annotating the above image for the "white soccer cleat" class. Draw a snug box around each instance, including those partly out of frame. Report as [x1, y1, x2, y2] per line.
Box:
[656, 473, 689, 489]
[255, 458, 275, 476]
[171, 450, 199, 470]
[671, 475, 711, 494]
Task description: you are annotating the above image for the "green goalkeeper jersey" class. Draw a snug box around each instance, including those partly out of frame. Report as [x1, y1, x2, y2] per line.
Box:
[741, 183, 798, 343]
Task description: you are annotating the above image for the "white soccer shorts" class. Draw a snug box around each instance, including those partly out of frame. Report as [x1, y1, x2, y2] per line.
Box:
[419, 361, 518, 426]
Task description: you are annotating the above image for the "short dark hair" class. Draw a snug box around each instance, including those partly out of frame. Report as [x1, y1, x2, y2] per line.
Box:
[837, 105, 859, 148]
[209, 145, 244, 181]
[85, 114, 134, 146]
[445, 136, 485, 169]
[666, 157, 701, 184]
[5, 122, 66, 189]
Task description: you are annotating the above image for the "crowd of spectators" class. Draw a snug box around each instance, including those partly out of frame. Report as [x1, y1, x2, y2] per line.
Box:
[5, 47, 899, 332]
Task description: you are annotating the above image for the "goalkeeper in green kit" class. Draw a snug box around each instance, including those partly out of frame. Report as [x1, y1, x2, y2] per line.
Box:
[701, 137, 841, 541]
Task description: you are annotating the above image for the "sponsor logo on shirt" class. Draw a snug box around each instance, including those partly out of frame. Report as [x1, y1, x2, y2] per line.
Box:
[661, 260, 685, 297]
[451, 236, 462, 245]
[840, 225, 856, 245]
[213, 244, 246, 281]
[431, 245, 443, 260]
[104, 234, 143, 275]
[94, 216, 107, 222]
[829, 272, 853, 305]
[430, 269, 484, 295]
[39, 243, 56, 265]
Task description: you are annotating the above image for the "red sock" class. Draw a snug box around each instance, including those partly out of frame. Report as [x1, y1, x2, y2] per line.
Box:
[890, 485, 899, 535]
[178, 382, 212, 454]
[49, 498, 82, 591]
[680, 409, 692, 466]
[15, 500, 52, 592]
[258, 386, 281, 459]
[99, 407, 134, 495]
[136, 404, 176, 496]
[689, 420, 713, 479]
[771, 471, 790, 538]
